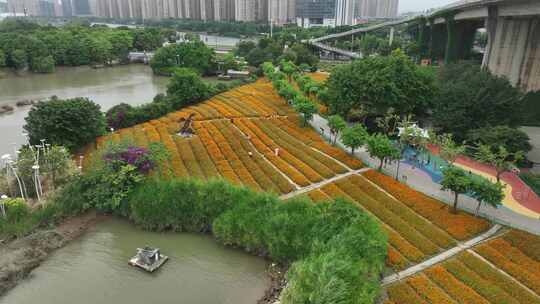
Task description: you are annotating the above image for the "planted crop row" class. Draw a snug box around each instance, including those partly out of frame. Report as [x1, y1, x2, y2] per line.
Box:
[349, 175, 455, 249]
[475, 242, 540, 295]
[362, 170, 490, 240]
[253, 119, 344, 177]
[333, 177, 441, 256]
[233, 118, 313, 186]
[316, 179, 426, 270]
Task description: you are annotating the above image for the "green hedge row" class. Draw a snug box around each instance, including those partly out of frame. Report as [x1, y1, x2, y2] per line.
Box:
[129, 178, 387, 304]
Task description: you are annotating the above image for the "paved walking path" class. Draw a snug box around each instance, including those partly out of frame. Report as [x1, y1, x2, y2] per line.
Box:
[280, 168, 370, 200]
[309, 114, 540, 235]
[381, 224, 502, 286]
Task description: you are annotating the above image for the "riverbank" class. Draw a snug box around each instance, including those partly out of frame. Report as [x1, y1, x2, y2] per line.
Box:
[0, 211, 101, 296]
[258, 263, 288, 304]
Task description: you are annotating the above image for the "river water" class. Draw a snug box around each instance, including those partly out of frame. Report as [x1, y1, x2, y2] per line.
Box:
[0, 219, 269, 304]
[0, 64, 168, 156]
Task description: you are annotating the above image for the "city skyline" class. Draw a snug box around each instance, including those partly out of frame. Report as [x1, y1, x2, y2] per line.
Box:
[7, 0, 401, 24]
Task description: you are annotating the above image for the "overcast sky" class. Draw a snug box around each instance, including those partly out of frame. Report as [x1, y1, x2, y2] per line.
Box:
[399, 0, 456, 13]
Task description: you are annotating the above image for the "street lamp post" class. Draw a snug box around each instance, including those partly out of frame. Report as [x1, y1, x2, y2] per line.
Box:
[2, 155, 26, 201]
[0, 194, 7, 218]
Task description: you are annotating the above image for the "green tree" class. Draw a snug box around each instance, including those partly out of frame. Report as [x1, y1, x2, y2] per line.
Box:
[293, 97, 318, 127]
[470, 179, 504, 215]
[325, 49, 437, 117]
[366, 133, 400, 171]
[475, 145, 523, 182]
[107, 30, 134, 63]
[30, 55, 55, 73]
[438, 134, 465, 165]
[11, 49, 27, 70]
[133, 28, 162, 51]
[280, 60, 297, 83]
[433, 63, 524, 140]
[87, 36, 113, 65]
[235, 40, 257, 58]
[24, 97, 106, 152]
[0, 49, 6, 67]
[467, 126, 531, 155]
[166, 68, 211, 109]
[327, 115, 346, 146]
[441, 166, 473, 213]
[150, 41, 215, 76]
[341, 124, 368, 155]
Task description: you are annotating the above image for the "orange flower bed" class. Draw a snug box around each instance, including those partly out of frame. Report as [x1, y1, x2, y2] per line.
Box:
[443, 258, 520, 304]
[387, 246, 408, 270]
[174, 137, 206, 179]
[425, 265, 489, 304]
[306, 189, 331, 202]
[459, 252, 540, 304]
[407, 274, 455, 304]
[386, 228, 424, 264]
[259, 119, 347, 175]
[486, 238, 540, 274]
[362, 170, 490, 240]
[387, 282, 429, 304]
[475, 243, 540, 295]
[189, 136, 220, 178]
[349, 175, 455, 249]
[502, 229, 540, 262]
[334, 178, 441, 256]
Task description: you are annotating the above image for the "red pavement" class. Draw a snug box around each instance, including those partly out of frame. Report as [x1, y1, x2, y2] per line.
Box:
[428, 145, 540, 214]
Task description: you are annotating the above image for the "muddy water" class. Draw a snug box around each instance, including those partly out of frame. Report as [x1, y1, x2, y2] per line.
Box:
[0, 64, 168, 155]
[0, 219, 269, 304]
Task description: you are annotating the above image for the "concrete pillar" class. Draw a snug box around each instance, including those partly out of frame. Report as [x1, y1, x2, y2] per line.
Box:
[482, 6, 498, 67]
[486, 17, 540, 92]
[445, 15, 458, 64]
[417, 18, 430, 59]
[429, 21, 447, 62]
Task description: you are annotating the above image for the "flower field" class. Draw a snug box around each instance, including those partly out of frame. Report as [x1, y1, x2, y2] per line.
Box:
[386, 251, 540, 304]
[85, 79, 362, 195]
[302, 173, 493, 271]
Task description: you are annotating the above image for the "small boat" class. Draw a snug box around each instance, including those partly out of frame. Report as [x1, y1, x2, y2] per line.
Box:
[128, 246, 169, 273]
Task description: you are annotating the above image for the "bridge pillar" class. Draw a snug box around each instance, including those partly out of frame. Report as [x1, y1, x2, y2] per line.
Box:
[445, 15, 458, 64]
[417, 18, 430, 58]
[485, 16, 540, 91]
[389, 27, 395, 45]
[429, 20, 447, 63]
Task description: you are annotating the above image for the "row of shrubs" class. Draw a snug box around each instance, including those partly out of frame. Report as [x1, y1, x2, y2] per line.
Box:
[130, 178, 387, 303]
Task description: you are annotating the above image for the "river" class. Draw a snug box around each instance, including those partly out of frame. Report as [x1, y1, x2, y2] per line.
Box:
[0, 64, 168, 156]
[0, 219, 269, 304]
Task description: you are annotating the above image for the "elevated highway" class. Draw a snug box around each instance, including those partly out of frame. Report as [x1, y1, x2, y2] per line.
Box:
[308, 0, 540, 92]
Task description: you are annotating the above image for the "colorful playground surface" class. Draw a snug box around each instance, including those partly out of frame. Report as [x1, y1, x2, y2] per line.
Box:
[403, 145, 540, 218]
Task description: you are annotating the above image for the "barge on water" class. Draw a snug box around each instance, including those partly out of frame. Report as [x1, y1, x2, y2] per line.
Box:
[128, 247, 169, 273]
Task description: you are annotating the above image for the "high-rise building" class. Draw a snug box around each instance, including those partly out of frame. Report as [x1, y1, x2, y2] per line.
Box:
[356, 0, 398, 19]
[335, 0, 354, 26]
[235, 0, 255, 22]
[7, 0, 40, 16]
[295, 0, 345, 27]
[269, 0, 295, 25]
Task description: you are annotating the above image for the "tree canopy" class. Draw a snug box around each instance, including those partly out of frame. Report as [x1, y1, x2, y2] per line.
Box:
[24, 97, 106, 152]
[150, 41, 215, 76]
[433, 63, 524, 140]
[166, 68, 211, 109]
[325, 49, 437, 117]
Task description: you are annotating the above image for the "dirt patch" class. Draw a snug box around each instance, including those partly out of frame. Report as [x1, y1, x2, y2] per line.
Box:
[0, 211, 101, 296]
[258, 263, 288, 304]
